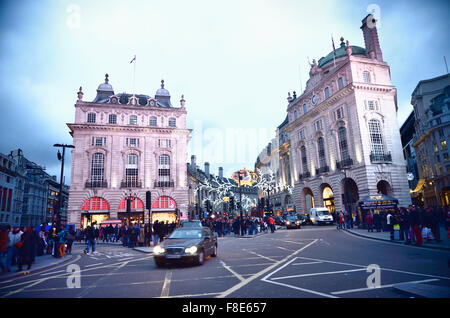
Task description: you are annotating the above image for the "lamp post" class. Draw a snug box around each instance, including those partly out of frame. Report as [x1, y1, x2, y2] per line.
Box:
[53, 144, 74, 232]
[124, 189, 137, 226]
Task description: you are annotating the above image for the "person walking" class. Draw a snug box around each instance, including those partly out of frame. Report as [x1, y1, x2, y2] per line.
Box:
[423, 207, 441, 242]
[144, 223, 152, 247]
[17, 227, 36, 272]
[386, 211, 394, 240]
[399, 207, 411, 244]
[268, 216, 275, 233]
[365, 211, 374, 232]
[57, 225, 68, 258]
[373, 211, 382, 232]
[66, 226, 76, 255]
[84, 225, 96, 254]
[152, 221, 160, 246]
[7, 227, 22, 272]
[0, 225, 9, 275]
[409, 206, 423, 246]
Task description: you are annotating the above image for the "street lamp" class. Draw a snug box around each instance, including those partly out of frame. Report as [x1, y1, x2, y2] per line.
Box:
[124, 189, 137, 226]
[53, 143, 74, 232]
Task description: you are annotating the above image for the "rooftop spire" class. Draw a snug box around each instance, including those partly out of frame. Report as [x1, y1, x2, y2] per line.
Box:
[105, 73, 109, 83]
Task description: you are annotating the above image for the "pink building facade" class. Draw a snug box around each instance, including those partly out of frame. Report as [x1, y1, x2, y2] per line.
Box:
[286, 15, 411, 215]
[67, 76, 191, 229]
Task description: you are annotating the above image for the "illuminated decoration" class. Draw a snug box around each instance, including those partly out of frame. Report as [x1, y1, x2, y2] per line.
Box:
[232, 169, 258, 187]
[118, 197, 144, 210]
[82, 197, 110, 211]
[222, 196, 230, 202]
[152, 196, 177, 210]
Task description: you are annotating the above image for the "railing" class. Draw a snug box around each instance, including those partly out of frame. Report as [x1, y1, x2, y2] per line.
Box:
[370, 151, 392, 163]
[315, 166, 329, 175]
[85, 180, 108, 188]
[336, 158, 353, 170]
[298, 171, 310, 180]
[154, 180, 174, 188]
[120, 180, 142, 188]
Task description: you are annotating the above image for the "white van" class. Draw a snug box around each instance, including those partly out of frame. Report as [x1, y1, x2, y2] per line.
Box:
[309, 207, 334, 225]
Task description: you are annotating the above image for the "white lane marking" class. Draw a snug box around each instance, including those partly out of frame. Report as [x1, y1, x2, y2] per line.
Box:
[220, 261, 245, 282]
[216, 239, 318, 298]
[331, 278, 440, 295]
[40, 270, 66, 276]
[85, 263, 103, 268]
[291, 261, 323, 266]
[271, 268, 367, 281]
[243, 250, 278, 262]
[118, 257, 134, 262]
[160, 270, 172, 298]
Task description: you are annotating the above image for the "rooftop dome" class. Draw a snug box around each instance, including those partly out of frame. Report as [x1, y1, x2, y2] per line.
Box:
[155, 79, 170, 97]
[154, 79, 173, 107]
[93, 74, 114, 103]
[318, 40, 366, 68]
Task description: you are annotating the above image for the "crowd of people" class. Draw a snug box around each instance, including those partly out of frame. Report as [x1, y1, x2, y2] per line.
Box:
[0, 224, 76, 275]
[338, 205, 450, 246]
[200, 215, 277, 237]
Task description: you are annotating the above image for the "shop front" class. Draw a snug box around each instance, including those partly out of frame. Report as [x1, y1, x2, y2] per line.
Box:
[151, 196, 178, 224]
[118, 196, 145, 225]
[81, 197, 110, 229]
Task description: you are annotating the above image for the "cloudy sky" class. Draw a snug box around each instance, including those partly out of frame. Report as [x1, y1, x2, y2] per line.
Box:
[0, 0, 449, 183]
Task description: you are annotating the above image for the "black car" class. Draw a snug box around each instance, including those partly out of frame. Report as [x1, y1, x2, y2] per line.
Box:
[274, 216, 286, 226]
[180, 220, 203, 227]
[297, 214, 310, 225]
[284, 215, 301, 229]
[153, 227, 217, 267]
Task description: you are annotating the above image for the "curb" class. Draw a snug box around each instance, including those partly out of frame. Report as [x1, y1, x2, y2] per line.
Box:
[343, 229, 450, 252]
[0, 255, 74, 282]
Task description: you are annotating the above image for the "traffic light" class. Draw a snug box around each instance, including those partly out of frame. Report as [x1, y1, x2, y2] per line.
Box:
[146, 191, 151, 210]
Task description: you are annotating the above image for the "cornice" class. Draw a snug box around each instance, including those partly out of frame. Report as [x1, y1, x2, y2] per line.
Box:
[75, 101, 187, 115]
[67, 123, 192, 135]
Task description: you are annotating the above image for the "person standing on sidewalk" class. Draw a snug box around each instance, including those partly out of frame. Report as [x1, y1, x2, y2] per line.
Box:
[66, 226, 76, 255]
[7, 227, 22, 272]
[268, 216, 275, 233]
[17, 227, 36, 272]
[57, 225, 68, 258]
[409, 206, 423, 246]
[423, 207, 441, 242]
[399, 207, 411, 244]
[152, 221, 160, 246]
[373, 211, 382, 232]
[365, 211, 374, 232]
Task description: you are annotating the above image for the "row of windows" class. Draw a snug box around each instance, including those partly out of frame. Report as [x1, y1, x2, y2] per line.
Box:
[90, 137, 173, 149]
[87, 113, 177, 127]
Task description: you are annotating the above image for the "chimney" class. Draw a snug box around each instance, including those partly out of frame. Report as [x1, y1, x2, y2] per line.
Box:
[191, 155, 196, 167]
[218, 167, 223, 179]
[360, 14, 383, 62]
[204, 162, 210, 178]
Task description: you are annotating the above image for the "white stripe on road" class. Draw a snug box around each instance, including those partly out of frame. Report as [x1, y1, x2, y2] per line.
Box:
[277, 246, 295, 252]
[270, 268, 367, 281]
[85, 263, 103, 268]
[160, 270, 172, 298]
[331, 278, 440, 295]
[220, 261, 245, 282]
[40, 270, 67, 276]
[243, 250, 278, 262]
[291, 261, 323, 266]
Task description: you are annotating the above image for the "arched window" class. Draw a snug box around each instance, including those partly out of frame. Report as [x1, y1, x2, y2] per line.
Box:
[129, 115, 138, 125]
[125, 154, 139, 187]
[82, 197, 110, 211]
[338, 127, 350, 161]
[90, 153, 105, 186]
[168, 117, 176, 127]
[301, 145, 308, 173]
[369, 119, 384, 157]
[317, 137, 326, 168]
[149, 116, 157, 126]
[158, 155, 171, 185]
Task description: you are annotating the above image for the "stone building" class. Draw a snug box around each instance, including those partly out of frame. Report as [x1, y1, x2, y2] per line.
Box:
[410, 73, 450, 206]
[285, 15, 411, 215]
[67, 75, 190, 229]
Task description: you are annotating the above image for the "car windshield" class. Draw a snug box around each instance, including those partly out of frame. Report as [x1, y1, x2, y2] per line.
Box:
[318, 210, 330, 216]
[168, 229, 202, 239]
[181, 221, 202, 227]
[286, 216, 298, 221]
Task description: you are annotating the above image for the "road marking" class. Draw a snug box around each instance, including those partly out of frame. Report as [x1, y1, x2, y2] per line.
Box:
[331, 278, 441, 295]
[243, 250, 278, 262]
[164, 292, 221, 298]
[118, 257, 134, 262]
[85, 263, 103, 268]
[220, 261, 245, 282]
[216, 239, 318, 298]
[40, 270, 67, 276]
[291, 261, 323, 266]
[160, 270, 172, 298]
[277, 246, 295, 252]
[271, 268, 367, 281]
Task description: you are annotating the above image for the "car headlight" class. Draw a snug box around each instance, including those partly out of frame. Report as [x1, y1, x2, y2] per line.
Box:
[153, 245, 165, 255]
[286, 221, 291, 225]
[296, 221, 300, 225]
[185, 246, 198, 255]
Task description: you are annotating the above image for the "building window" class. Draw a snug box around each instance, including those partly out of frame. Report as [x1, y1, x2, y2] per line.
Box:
[125, 154, 139, 186]
[368, 119, 384, 156]
[299, 129, 305, 140]
[317, 137, 326, 168]
[168, 118, 176, 127]
[158, 139, 171, 148]
[434, 144, 439, 152]
[108, 114, 117, 124]
[158, 155, 171, 182]
[301, 145, 308, 173]
[87, 113, 96, 123]
[149, 116, 157, 126]
[363, 71, 371, 83]
[294, 110, 298, 120]
[444, 153, 449, 161]
[303, 104, 307, 114]
[441, 141, 447, 150]
[126, 138, 138, 147]
[325, 87, 330, 99]
[338, 127, 350, 160]
[315, 120, 322, 131]
[338, 77, 344, 90]
[129, 115, 138, 125]
[91, 153, 105, 183]
[336, 107, 344, 120]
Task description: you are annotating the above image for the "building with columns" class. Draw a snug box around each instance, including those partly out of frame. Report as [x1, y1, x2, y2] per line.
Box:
[67, 75, 191, 229]
[285, 15, 411, 215]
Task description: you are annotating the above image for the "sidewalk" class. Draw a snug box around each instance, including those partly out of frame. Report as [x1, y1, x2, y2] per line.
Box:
[0, 254, 74, 282]
[344, 226, 450, 251]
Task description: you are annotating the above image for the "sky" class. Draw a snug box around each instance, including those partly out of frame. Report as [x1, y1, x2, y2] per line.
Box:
[0, 0, 449, 183]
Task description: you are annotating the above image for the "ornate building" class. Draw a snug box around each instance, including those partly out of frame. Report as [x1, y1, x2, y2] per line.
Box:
[67, 75, 190, 228]
[286, 15, 411, 215]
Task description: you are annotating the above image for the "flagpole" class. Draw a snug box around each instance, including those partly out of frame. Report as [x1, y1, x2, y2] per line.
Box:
[133, 55, 136, 95]
[331, 34, 336, 68]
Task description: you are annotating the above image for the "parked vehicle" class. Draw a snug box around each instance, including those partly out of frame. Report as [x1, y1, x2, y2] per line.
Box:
[309, 207, 334, 225]
[153, 227, 217, 267]
[285, 215, 301, 229]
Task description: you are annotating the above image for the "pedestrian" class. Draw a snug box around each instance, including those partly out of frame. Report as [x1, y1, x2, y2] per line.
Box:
[144, 224, 152, 247]
[17, 227, 36, 272]
[365, 211, 374, 232]
[0, 225, 8, 275]
[399, 207, 411, 244]
[84, 225, 96, 254]
[338, 212, 345, 229]
[268, 216, 275, 233]
[409, 206, 423, 246]
[152, 221, 160, 246]
[423, 207, 441, 242]
[138, 224, 145, 247]
[7, 227, 22, 272]
[37, 226, 46, 256]
[373, 211, 382, 232]
[386, 211, 394, 240]
[57, 225, 68, 258]
[66, 226, 76, 255]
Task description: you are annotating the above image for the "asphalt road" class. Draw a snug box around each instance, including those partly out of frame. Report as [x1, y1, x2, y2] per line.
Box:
[1, 226, 449, 299]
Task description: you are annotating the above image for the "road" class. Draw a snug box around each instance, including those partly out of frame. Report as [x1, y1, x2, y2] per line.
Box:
[1, 226, 449, 298]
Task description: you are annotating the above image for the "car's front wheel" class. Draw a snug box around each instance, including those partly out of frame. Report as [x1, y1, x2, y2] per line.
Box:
[196, 250, 205, 265]
[155, 259, 165, 268]
[211, 244, 217, 257]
